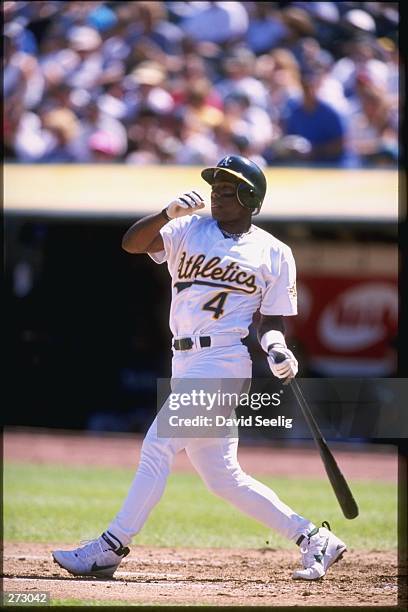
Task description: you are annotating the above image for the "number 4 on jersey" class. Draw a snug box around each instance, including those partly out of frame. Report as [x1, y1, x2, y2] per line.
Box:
[202, 292, 229, 319]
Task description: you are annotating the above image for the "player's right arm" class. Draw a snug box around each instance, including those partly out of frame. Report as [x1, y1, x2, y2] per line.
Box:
[122, 191, 205, 254]
[122, 213, 166, 254]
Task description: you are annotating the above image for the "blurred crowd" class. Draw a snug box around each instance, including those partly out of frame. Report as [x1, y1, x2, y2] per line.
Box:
[4, 1, 399, 167]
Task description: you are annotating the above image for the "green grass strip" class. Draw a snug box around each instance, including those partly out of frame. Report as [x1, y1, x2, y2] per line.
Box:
[4, 461, 397, 550]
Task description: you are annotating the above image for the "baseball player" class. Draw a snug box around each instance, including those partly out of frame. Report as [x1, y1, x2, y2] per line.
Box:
[53, 155, 346, 581]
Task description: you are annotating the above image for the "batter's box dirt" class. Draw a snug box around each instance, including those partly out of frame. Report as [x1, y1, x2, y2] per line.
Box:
[3, 542, 399, 607]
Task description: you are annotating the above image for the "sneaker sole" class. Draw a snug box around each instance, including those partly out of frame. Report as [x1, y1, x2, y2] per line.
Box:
[326, 545, 347, 571]
[52, 555, 116, 579]
[292, 546, 347, 581]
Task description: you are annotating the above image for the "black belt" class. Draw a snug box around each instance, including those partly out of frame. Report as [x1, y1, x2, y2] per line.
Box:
[174, 336, 211, 350]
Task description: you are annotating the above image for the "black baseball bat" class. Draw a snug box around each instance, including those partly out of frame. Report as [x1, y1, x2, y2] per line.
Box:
[272, 351, 359, 519]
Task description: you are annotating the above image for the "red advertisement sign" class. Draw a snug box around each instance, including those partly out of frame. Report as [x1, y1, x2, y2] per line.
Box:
[291, 276, 398, 375]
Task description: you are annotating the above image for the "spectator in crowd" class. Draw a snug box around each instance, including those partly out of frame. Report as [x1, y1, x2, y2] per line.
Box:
[348, 73, 398, 166]
[330, 33, 391, 100]
[4, 23, 45, 110]
[95, 80, 132, 122]
[4, 30, 28, 159]
[86, 2, 118, 34]
[125, 113, 162, 164]
[301, 1, 342, 55]
[70, 96, 128, 162]
[377, 36, 399, 106]
[38, 107, 80, 162]
[126, 107, 182, 165]
[182, 79, 224, 130]
[279, 5, 316, 50]
[38, 32, 81, 91]
[170, 54, 223, 110]
[342, 8, 377, 37]
[180, 2, 249, 45]
[245, 2, 288, 55]
[256, 48, 302, 123]
[272, 65, 352, 166]
[174, 113, 219, 164]
[212, 121, 242, 160]
[295, 40, 350, 117]
[87, 130, 124, 163]
[222, 92, 275, 152]
[128, 60, 174, 116]
[216, 47, 269, 109]
[232, 133, 268, 169]
[9, 107, 47, 162]
[296, 36, 334, 72]
[65, 24, 125, 90]
[127, 1, 184, 57]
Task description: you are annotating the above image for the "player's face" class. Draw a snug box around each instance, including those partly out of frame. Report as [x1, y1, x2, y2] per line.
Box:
[210, 179, 248, 223]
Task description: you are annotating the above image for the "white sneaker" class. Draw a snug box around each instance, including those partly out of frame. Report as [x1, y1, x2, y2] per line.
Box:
[52, 531, 130, 578]
[292, 521, 346, 580]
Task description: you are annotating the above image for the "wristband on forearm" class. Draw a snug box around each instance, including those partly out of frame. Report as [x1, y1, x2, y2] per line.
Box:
[260, 330, 287, 354]
[161, 207, 172, 221]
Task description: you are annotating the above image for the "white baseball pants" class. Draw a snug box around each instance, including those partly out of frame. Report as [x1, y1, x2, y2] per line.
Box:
[108, 343, 314, 545]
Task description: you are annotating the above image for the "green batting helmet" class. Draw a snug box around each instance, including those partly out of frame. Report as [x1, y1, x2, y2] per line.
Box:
[201, 155, 267, 215]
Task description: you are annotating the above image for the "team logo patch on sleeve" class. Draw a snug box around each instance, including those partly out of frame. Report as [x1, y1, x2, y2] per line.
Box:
[288, 281, 297, 299]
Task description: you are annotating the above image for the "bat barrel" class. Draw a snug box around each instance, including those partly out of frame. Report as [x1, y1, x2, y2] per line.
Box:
[289, 378, 359, 520]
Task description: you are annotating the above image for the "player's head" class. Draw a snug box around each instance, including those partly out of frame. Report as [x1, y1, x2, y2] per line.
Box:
[201, 155, 267, 216]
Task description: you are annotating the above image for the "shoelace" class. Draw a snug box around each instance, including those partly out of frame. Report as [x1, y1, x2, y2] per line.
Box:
[300, 530, 327, 567]
[76, 537, 109, 560]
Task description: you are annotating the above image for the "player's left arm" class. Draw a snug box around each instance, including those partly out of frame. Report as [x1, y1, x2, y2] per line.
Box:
[257, 314, 285, 340]
[257, 244, 299, 379]
[256, 315, 298, 379]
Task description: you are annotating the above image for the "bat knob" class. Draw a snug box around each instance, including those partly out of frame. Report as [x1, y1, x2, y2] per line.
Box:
[270, 350, 287, 364]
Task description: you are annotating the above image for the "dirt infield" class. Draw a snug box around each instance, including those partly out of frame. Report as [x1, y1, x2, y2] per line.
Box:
[3, 429, 400, 607]
[3, 428, 398, 481]
[2, 542, 398, 607]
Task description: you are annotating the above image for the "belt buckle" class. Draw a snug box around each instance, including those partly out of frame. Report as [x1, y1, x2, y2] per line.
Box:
[178, 337, 193, 350]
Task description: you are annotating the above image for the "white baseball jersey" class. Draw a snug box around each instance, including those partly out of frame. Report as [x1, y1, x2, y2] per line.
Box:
[149, 214, 297, 338]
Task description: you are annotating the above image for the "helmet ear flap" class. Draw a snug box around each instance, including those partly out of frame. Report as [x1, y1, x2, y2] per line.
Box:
[237, 183, 259, 211]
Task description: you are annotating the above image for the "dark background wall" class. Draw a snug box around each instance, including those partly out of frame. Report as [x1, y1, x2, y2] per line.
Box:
[5, 217, 169, 431]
